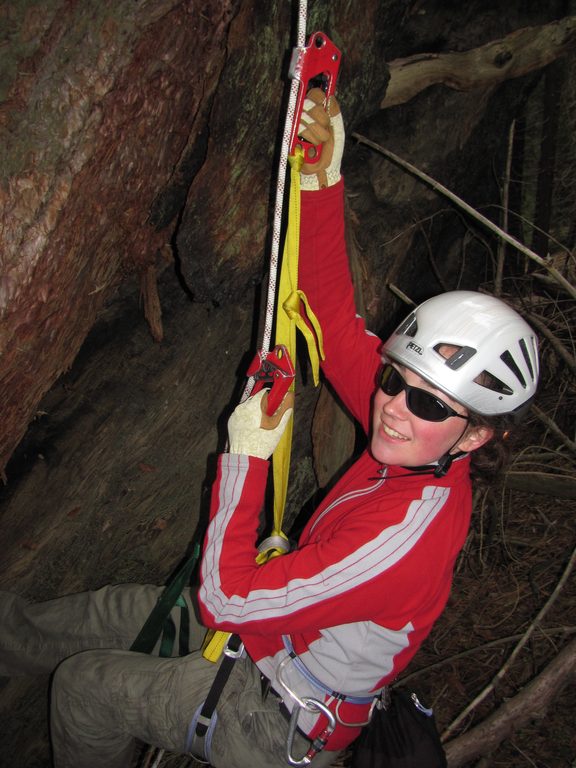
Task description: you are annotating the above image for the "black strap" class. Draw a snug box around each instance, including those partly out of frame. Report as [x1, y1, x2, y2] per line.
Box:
[130, 542, 200, 656]
[195, 634, 243, 737]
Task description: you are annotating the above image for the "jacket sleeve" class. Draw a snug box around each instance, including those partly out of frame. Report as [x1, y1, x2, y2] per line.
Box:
[299, 181, 382, 433]
[197, 454, 463, 637]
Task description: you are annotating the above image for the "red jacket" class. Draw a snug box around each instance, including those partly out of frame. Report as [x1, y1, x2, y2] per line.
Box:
[198, 181, 472, 750]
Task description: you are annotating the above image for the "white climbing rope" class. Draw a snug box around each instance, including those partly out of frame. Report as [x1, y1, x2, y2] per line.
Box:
[138, 7, 310, 768]
[242, 0, 308, 402]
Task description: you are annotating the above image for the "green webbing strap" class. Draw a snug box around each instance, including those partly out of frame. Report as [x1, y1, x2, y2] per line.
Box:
[157, 595, 191, 657]
[130, 542, 200, 657]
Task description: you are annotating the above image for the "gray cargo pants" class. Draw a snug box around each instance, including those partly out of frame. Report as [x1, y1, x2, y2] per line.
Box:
[0, 585, 339, 768]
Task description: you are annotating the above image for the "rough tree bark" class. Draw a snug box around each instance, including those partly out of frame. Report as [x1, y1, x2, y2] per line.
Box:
[0, 0, 240, 475]
[0, 0, 396, 479]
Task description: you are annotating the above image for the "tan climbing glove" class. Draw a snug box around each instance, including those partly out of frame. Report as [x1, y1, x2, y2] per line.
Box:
[228, 390, 294, 460]
[298, 87, 345, 190]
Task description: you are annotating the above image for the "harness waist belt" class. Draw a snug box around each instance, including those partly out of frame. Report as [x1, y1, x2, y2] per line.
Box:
[282, 635, 376, 705]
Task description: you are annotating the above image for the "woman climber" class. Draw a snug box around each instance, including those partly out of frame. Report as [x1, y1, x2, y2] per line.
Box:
[0, 91, 538, 768]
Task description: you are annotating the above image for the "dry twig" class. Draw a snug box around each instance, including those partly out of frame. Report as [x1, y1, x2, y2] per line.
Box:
[526, 311, 576, 375]
[400, 626, 576, 684]
[442, 541, 576, 740]
[444, 637, 576, 767]
[496, 120, 515, 296]
[531, 404, 576, 454]
[351, 133, 576, 300]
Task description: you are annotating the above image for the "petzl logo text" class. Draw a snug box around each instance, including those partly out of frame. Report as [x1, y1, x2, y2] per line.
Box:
[406, 342, 423, 355]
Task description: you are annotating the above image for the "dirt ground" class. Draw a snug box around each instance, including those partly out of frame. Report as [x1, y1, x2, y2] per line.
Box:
[409, 486, 576, 767]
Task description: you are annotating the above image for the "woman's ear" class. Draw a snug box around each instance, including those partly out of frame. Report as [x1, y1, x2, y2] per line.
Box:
[457, 425, 494, 454]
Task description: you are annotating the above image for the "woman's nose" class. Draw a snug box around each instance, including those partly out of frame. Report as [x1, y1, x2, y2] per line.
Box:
[383, 390, 409, 419]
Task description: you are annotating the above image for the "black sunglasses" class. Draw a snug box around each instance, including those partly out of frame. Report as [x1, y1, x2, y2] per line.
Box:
[379, 363, 469, 423]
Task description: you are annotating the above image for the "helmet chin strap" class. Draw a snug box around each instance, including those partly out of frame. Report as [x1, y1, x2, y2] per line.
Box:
[431, 451, 459, 478]
[372, 422, 472, 481]
[431, 419, 471, 476]
[396, 449, 467, 479]
[400, 421, 470, 478]
[372, 448, 467, 482]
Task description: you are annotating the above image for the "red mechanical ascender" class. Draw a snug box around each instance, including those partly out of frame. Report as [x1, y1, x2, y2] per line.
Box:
[246, 345, 295, 417]
[288, 31, 341, 164]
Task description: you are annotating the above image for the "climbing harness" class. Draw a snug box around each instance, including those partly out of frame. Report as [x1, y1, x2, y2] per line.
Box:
[280, 636, 377, 709]
[275, 640, 379, 766]
[131, 545, 202, 768]
[130, 542, 200, 657]
[187, 633, 245, 763]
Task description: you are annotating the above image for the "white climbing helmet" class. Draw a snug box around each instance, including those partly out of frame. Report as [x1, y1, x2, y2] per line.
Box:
[383, 291, 539, 417]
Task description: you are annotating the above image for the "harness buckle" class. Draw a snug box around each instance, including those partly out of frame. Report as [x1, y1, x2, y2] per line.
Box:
[257, 533, 290, 557]
[286, 697, 336, 767]
[188, 707, 218, 764]
[223, 635, 245, 659]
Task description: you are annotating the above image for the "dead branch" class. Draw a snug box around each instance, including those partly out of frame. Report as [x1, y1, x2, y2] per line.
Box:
[442, 541, 576, 740]
[504, 470, 576, 498]
[444, 636, 576, 767]
[530, 404, 576, 454]
[399, 626, 576, 685]
[351, 133, 576, 301]
[387, 283, 416, 306]
[382, 16, 576, 109]
[534, 271, 576, 296]
[512, 450, 572, 463]
[495, 120, 516, 296]
[526, 311, 576, 375]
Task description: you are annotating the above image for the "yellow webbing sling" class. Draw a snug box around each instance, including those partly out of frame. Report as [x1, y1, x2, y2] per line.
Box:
[258, 149, 325, 562]
[202, 150, 324, 661]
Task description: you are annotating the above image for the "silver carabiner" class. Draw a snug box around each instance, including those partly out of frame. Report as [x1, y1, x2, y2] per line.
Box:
[286, 697, 336, 768]
[275, 654, 308, 708]
[411, 691, 433, 717]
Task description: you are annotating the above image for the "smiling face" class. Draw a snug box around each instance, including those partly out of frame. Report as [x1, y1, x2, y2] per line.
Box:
[370, 361, 490, 467]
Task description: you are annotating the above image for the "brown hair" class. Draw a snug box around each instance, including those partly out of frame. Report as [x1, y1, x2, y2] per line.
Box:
[466, 411, 517, 484]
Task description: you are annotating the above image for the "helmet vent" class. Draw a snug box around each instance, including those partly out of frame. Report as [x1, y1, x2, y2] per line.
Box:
[477, 370, 514, 396]
[500, 350, 527, 388]
[434, 344, 477, 369]
[395, 313, 418, 337]
[519, 338, 535, 380]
